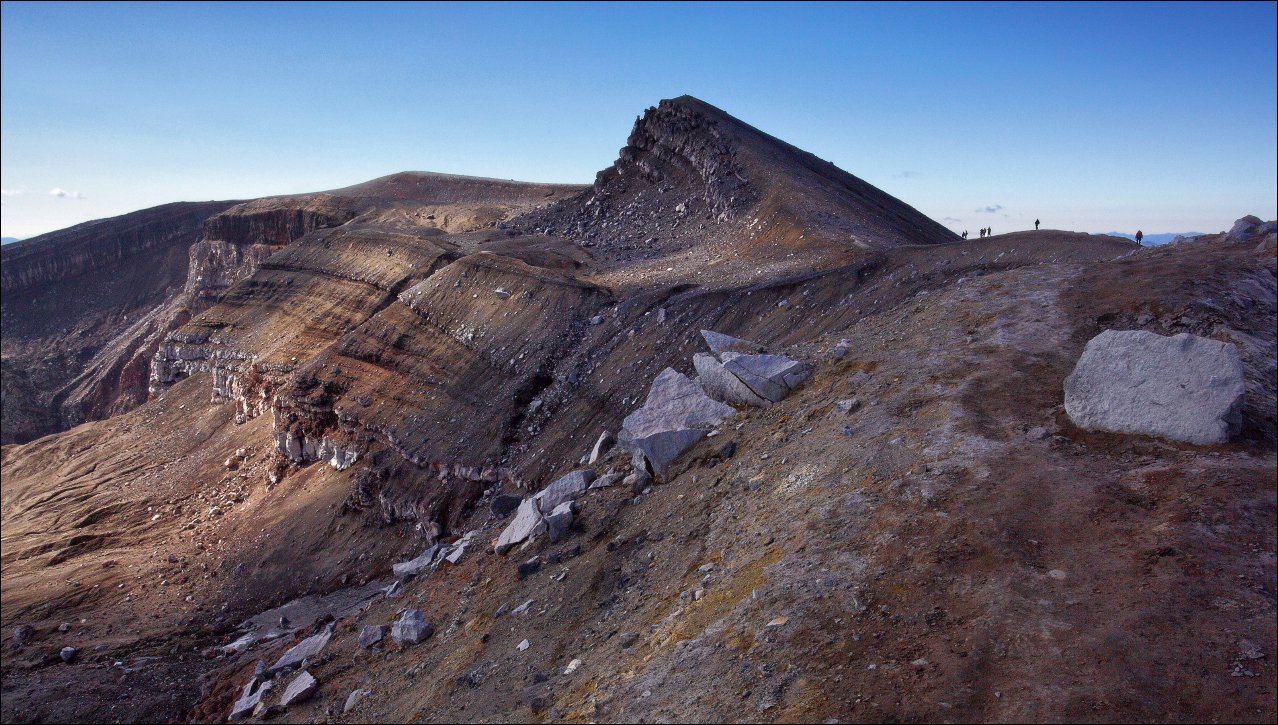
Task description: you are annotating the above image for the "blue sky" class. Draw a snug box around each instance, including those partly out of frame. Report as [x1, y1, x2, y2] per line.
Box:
[2, 1, 1275, 239]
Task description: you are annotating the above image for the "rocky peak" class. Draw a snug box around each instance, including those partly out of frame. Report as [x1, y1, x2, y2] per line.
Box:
[608, 96, 755, 219]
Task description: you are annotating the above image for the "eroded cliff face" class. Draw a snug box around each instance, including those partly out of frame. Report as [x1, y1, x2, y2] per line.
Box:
[3, 176, 584, 444]
[0, 201, 237, 293]
[0, 200, 238, 443]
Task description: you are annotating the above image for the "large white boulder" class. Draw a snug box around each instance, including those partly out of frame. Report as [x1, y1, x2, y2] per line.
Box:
[1064, 330, 1245, 445]
[494, 498, 547, 555]
[267, 625, 333, 675]
[620, 368, 735, 479]
[720, 352, 812, 403]
[694, 353, 770, 407]
[533, 469, 595, 514]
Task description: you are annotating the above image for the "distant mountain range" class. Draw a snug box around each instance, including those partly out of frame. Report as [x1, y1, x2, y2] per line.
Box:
[1104, 231, 1206, 246]
[1, 237, 22, 246]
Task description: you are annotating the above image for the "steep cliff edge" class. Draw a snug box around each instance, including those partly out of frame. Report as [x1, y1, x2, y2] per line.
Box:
[1, 200, 238, 443]
[1, 174, 584, 444]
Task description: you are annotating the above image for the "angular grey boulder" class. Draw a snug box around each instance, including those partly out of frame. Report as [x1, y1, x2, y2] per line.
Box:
[694, 353, 770, 407]
[1064, 330, 1245, 445]
[494, 498, 547, 554]
[1225, 215, 1263, 241]
[588, 430, 616, 464]
[391, 609, 434, 645]
[230, 680, 273, 722]
[267, 625, 333, 675]
[721, 352, 812, 403]
[700, 329, 763, 355]
[280, 670, 318, 707]
[391, 544, 440, 579]
[358, 624, 388, 649]
[588, 472, 623, 490]
[533, 469, 595, 514]
[619, 368, 735, 479]
[545, 501, 577, 543]
[344, 688, 371, 714]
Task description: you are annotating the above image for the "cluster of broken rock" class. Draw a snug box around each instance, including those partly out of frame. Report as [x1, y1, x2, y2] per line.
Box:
[491, 329, 812, 555]
[222, 322, 1250, 720]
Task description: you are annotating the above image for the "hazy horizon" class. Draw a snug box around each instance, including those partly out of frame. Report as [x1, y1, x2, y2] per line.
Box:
[3, 2, 1275, 240]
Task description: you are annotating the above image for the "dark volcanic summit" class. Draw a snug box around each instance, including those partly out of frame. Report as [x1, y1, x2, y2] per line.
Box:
[1, 97, 1274, 725]
[518, 96, 958, 272]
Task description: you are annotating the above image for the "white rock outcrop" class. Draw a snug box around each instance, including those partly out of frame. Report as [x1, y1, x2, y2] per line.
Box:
[494, 498, 547, 555]
[1064, 330, 1245, 445]
[619, 368, 735, 479]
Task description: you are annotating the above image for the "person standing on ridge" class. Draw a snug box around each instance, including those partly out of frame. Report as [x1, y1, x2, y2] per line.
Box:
[962, 230, 968, 239]
[1035, 218, 1040, 230]
[988, 226, 993, 236]
[1135, 230, 1143, 243]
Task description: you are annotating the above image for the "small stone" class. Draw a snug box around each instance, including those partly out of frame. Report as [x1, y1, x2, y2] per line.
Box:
[511, 599, 535, 616]
[358, 625, 388, 648]
[267, 626, 334, 674]
[495, 498, 547, 555]
[391, 610, 433, 646]
[11, 624, 33, 650]
[766, 617, 788, 628]
[230, 680, 273, 721]
[545, 501, 576, 543]
[588, 472, 623, 490]
[279, 670, 318, 707]
[1047, 569, 1068, 580]
[518, 558, 543, 578]
[911, 658, 929, 669]
[618, 632, 640, 648]
[624, 468, 653, 496]
[391, 544, 440, 579]
[563, 658, 582, 675]
[517, 639, 530, 652]
[494, 288, 511, 299]
[533, 470, 595, 514]
[1026, 426, 1050, 440]
[57, 622, 71, 633]
[343, 688, 371, 714]
[836, 398, 861, 414]
[59, 646, 77, 663]
[588, 431, 616, 464]
[1239, 639, 1265, 660]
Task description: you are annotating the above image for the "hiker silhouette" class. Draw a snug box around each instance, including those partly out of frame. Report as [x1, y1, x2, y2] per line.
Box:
[1035, 219, 1040, 230]
[962, 230, 968, 239]
[1135, 230, 1144, 243]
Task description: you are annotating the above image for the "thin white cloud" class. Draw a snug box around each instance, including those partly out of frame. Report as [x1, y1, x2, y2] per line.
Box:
[974, 204, 1003, 214]
[893, 170, 921, 179]
[1, 188, 24, 197]
[49, 187, 85, 199]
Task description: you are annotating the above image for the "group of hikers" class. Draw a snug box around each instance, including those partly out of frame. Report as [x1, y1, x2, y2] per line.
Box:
[959, 218, 1044, 240]
[957, 220, 1145, 243]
